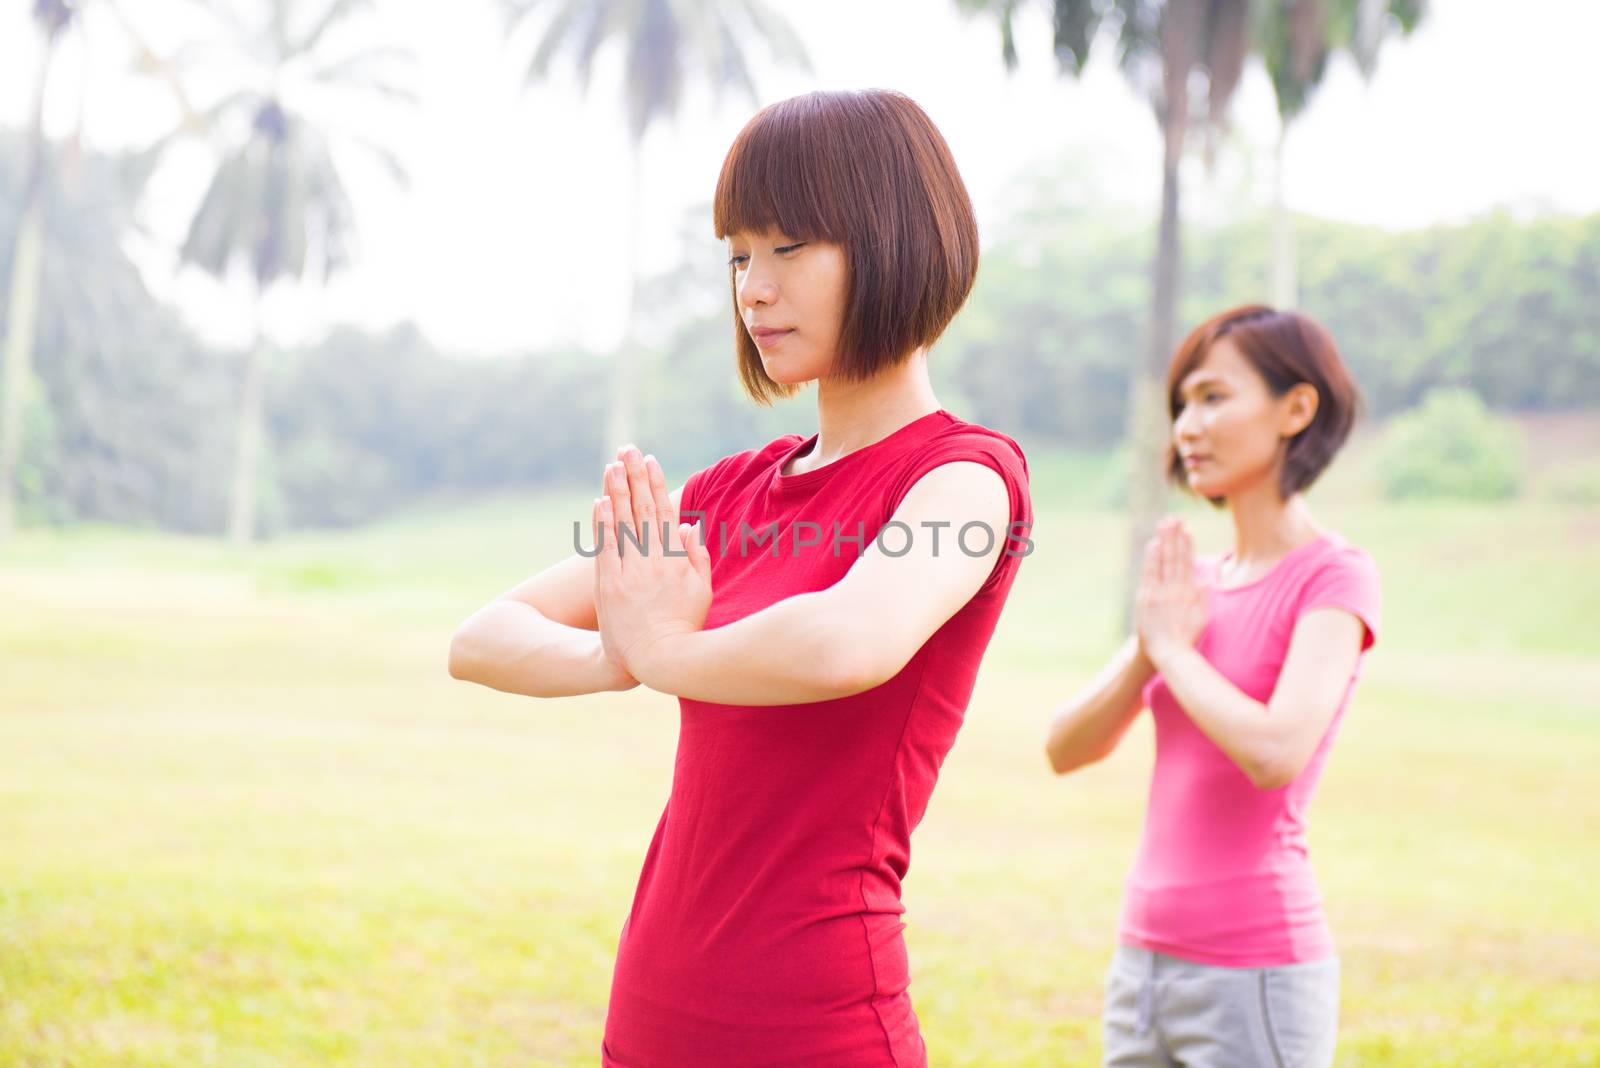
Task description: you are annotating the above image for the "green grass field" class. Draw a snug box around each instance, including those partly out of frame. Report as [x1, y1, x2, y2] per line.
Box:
[3, 447, 1598, 1066]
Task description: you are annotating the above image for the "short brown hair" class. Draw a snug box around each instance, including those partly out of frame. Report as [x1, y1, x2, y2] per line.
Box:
[1165, 305, 1363, 504]
[713, 90, 980, 404]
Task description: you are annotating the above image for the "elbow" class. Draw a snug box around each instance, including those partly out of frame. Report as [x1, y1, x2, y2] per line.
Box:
[1043, 716, 1107, 776]
[1244, 746, 1301, 791]
[1045, 738, 1105, 777]
[820, 632, 901, 698]
[824, 649, 891, 699]
[447, 622, 479, 682]
[1045, 746, 1073, 776]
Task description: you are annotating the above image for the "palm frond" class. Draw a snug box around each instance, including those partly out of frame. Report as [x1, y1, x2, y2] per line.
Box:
[310, 68, 420, 109]
[1053, 0, 1104, 75]
[524, 0, 592, 83]
[296, 0, 373, 57]
[734, 0, 812, 73]
[624, 0, 684, 142]
[1203, 0, 1251, 128]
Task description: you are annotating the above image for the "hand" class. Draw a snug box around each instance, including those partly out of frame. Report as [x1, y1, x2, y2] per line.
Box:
[592, 444, 714, 685]
[1134, 516, 1209, 671]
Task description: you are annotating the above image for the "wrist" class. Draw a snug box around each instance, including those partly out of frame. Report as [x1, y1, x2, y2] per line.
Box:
[1146, 639, 1192, 674]
[592, 641, 638, 692]
[626, 627, 693, 691]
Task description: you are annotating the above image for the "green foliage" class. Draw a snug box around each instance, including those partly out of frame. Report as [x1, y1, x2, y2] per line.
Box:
[3, 368, 55, 522]
[1378, 387, 1524, 501]
[6, 134, 1599, 533]
[0, 132, 235, 533]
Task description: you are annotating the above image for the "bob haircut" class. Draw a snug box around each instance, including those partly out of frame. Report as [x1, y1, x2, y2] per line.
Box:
[713, 89, 980, 404]
[1166, 304, 1362, 506]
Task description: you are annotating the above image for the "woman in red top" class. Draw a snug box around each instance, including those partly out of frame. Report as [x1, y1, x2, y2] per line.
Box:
[449, 90, 1032, 1066]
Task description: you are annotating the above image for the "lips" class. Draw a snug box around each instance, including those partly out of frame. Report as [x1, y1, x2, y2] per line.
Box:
[1182, 454, 1210, 468]
[750, 327, 793, 348]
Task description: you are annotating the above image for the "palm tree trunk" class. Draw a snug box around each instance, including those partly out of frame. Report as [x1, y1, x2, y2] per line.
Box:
[0, 29, 58, 541]
[0, 211, 44, 540]
[604, 139, 643, 467]
[227, 290, 267, 544]
[1121, 141, 1184, 633]
[1271, 123, 1297, 309]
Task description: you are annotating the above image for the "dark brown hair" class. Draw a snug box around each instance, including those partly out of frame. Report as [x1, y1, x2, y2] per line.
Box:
[713, 90, 980, 404]
[1165, 304, 1362, 505]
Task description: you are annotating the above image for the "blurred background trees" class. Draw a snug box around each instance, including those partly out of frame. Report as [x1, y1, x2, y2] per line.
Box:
[502, 0, 810, 464]
[2, 0, 1596, 540]
[162, 0, 417, 543]
[5, 117, 1594, 533]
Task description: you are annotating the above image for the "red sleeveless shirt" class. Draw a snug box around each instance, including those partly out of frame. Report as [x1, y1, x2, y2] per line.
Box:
[600, 410, 1032, 1067]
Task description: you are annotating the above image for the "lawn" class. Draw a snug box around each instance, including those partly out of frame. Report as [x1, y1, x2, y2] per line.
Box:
[2, 448, 1597, 1066]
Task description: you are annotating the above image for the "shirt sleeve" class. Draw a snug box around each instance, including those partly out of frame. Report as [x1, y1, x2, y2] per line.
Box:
[1296, 547, 1382, 653]
[884, 430, 1034, 596]
[679, 448, 756, 522]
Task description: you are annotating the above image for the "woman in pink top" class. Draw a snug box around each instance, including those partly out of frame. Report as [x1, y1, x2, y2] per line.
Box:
[449, 90, 1032, 1066]
[1046, 306, 1382, 1068]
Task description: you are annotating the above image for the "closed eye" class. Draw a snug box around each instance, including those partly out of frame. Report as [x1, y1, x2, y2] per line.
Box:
[727, 241, 806, 267]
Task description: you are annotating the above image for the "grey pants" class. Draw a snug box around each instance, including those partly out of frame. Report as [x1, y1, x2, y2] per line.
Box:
[1102, 944, 1340, 1068]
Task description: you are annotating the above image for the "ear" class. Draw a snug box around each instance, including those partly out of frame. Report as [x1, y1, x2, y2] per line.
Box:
[1281, 383, 1319, 438]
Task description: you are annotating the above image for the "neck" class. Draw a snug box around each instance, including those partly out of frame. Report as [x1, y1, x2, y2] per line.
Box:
[806, 349, 941, 464]
[1225, 474, 1324, 565]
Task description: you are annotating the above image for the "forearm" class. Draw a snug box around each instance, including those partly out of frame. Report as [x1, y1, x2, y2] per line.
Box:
[1045, 637, 1155, 774]
[631, 589, 870, 706]
[449, 600, 635, 698]
[1150, 646, 1282, 788]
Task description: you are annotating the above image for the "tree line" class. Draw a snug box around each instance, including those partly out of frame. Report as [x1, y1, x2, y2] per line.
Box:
[3, 130, 1594, 533]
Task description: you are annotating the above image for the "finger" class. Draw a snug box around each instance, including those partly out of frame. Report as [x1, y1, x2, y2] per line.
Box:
[681, 522, 712, 584]
[595, 496, 620, 581]
[647, 454, 675, 538]
[605, 461, 636, 559]
[1140, 537, 1160, 593]
[620, 446, 656, 551]
[1161, 523, 1179, 587]
[646, 454, 672, 524]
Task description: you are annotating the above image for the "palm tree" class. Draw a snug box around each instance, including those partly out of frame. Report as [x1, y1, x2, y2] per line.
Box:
[157, 0, 416, 544]
[0, 0, 79, 540]
[1259, 0, 1425, 307]
[502, 0, 811, 462]
[959, 0, 1252, 627]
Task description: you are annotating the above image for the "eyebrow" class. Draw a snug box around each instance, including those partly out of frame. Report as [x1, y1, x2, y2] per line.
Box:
[1180, 374, 1226, 394]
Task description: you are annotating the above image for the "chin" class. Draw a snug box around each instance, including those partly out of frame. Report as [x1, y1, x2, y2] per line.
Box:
[763, 359, 825, 386]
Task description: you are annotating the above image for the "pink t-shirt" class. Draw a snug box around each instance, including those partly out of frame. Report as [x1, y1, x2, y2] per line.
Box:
[1119, 530, 1382, 967]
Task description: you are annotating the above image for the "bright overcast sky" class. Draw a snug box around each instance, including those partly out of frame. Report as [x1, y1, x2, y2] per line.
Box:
[2, 0, 1597, 356]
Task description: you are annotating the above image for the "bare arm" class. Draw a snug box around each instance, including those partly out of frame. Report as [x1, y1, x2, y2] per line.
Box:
[1150, 607, 1366, 790]
[624, 461, 1014, 705]
[1044, 634, 1155, 775]
[446, 485, 686, 698]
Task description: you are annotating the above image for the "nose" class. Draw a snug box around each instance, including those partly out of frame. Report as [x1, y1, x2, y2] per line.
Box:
[1173, 401, 1202, 444]
[737, 262, 778, 314]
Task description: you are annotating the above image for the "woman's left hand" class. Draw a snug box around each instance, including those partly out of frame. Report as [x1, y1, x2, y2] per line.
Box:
[593, 445, 714, 684]
[1134, 516, 1209, 671]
